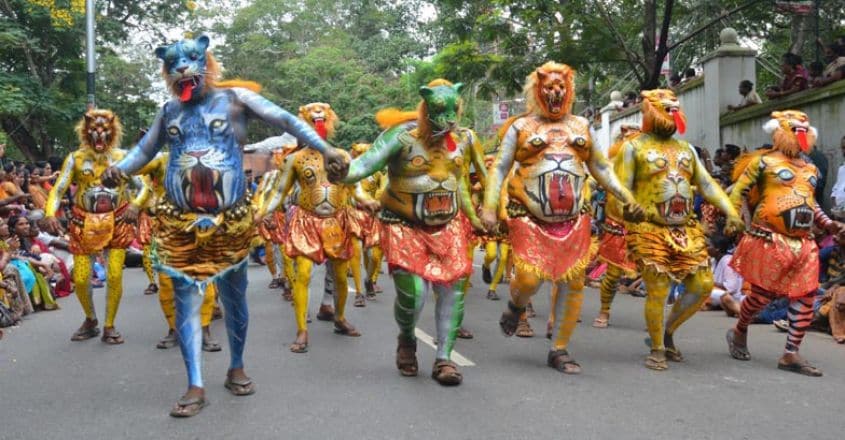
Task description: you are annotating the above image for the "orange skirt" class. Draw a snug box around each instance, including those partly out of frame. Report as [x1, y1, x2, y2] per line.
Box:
[508, 214, 593, 281]
[731, 227, 819, 298]
[285, 207, 356, 264]
[258, 210, 287, 245]
[381, 213, 472, 284]
[69, 204, 136, 255]
[597, 218, 636, 276]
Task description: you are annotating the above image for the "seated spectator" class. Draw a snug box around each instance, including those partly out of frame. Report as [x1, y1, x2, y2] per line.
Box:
[622, 91, 638, 108]
[808, 61, 825, 85]
[765, 52, 809, 99]
[813, 42, 845, 88]
[1, 217, 58, 311]
[727, 80, 762, 111]
[681, 67, 696, 83]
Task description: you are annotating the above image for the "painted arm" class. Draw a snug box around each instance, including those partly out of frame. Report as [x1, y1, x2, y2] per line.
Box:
[45, 154, 74, 218]
[482, 125, 517, 212]
[253, 155, 296, 220]
[728, 155, 761, 214]
[459, 166, 482, 230]
[467, 129, 487, 182]
[342, 125, 404, 184]
[115, 109, 166, 176]
[128, 175, 150, 208]
[233, 88, 332, 155]
[586, 139, 636, 206]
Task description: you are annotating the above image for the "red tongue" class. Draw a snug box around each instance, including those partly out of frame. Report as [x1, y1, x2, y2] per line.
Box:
[672, 110, 686, 135]
[314, 120, 327, 140]
[180, 82, 194, 103]
[190, 168, 218, 210]
[796, 130, 809, 152]
[444, 132, 457, 152]
[549, 174, 574, 214]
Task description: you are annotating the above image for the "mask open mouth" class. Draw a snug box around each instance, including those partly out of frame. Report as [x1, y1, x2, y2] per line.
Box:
[545, 92, 564, 113]
[178, 75, 202, 102]
[657, 194, 690, 220]
[791, 125, 810, 152]
[414, 191, 456, 223]
[182, 164, 225, 212]
[781, 204, 813, 230]
[538, 170, 581, 217]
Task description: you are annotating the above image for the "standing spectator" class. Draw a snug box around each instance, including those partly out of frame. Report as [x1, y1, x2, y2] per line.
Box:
[765, 52, 809, 99]
[727, 80, 762, 111]
[829, 135, 845, 219]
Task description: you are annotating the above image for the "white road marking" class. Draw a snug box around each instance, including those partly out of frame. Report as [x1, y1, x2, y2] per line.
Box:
[414, 328, 476, 367]
[342, 288, 475, 367]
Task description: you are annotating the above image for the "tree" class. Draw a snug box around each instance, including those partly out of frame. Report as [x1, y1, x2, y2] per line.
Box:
[0, 0, 190, 160]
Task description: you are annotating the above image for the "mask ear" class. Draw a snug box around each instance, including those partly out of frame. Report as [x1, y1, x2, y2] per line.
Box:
[196, 35, 210, 52]
[453, 82, 465, 94]
[419, 86, 434, 100]
[155, 46, 169, 60]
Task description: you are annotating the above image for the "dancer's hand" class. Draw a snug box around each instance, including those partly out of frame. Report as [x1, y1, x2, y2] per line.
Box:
[479, 207, 498, 232]
[724, 215, 745, 236]
[101, 166, 126, 188]
[622, 202, 646, 222]
[42, 216, 62, 236]
[324, 147, 349, 183]
[124, 205, 140, 224]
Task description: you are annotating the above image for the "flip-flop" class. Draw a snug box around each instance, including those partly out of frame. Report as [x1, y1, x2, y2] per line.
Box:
[547, 349, 581, 374]
[224, 376, 256, 396]
[777, 360, 823, 377]
[725, 329, 750, 361]
[432, 360, 462, 386]
[170, 395, 208, 418]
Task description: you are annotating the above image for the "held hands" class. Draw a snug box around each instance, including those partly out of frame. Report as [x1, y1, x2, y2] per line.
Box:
[101, 166, 126, 188]
[622, 202, 646, 223]
[324, 147, 349, 183]
[479, 207, 498, 233]
[724, 215, 745, 236]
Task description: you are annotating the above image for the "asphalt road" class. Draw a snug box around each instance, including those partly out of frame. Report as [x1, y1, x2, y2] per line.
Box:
[2, 254, 844, 440]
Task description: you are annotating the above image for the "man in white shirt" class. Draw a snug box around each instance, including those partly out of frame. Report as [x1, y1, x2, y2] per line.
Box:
[829, 135, 845, 219]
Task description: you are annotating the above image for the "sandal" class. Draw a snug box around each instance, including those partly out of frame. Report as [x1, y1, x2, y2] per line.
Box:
[224, 375, 256, 396]
[777, 358, 822, 377]
[725, 329, 750, 361]
[169, 395, 208, 418]
[499, 301, 525, 337]
[547, 349, 581, 374]
[431, 359, 463, 386]
[290, 332, 308, 353]
[71, 321, 100, 341]
[396, 338, 418, 377]
[456, 327, 474, 339]
[645, 349, 668, 371]
[486, 290, 500, 301]
[592, 316, 609, 329]
[354, 295, 366, 308]
[157, 330, 177, 349]
[144, 283, 159, 295]
[665, 346, 684, 362]
[334, 320, 361, 337]
[516, 319, 534, 338]
[101, 327, 125, 345]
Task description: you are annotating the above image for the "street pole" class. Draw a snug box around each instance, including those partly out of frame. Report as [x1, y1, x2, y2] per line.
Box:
[85, 0, 96, 109]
